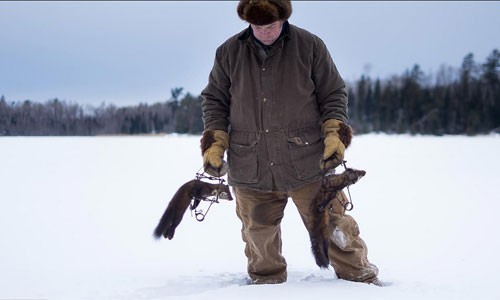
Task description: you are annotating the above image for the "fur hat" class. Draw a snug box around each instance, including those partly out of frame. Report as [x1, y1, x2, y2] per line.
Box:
[237, 0, 292, 25]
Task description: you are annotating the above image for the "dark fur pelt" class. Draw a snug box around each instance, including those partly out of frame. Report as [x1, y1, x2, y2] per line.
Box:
[338, 122, 353, 149]
[309, 168, 366, 268]
[237, 0, 292, 26]
[153, 179, 232, 240]
[200, 130, 216, 155]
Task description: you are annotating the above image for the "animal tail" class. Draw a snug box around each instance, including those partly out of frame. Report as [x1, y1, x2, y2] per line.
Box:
[153, 203, 184, 240]
[153, 181, 193, 240]
[309, 208, 331, 269]
[310, 236, 330, 268]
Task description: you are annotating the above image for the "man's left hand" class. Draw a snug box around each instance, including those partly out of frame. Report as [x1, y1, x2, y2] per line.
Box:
[320, 119, 348, 171]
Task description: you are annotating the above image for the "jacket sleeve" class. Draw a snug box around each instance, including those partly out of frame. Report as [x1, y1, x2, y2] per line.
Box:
[311, 37, 348, 124]
[201, 46, 231, 132]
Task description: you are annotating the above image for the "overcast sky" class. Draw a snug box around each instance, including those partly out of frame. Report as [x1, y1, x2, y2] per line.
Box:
[1, 1, 499, 107]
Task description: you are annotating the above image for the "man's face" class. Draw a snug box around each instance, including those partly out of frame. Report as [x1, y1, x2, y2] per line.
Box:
[250, 20, 283, 46]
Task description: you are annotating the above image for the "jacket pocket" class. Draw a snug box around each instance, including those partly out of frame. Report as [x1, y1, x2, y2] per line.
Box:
[228, 134, 259, 184]
[287, 127, 323, 180]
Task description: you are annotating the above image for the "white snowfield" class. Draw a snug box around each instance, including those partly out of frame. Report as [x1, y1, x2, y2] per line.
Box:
[0, 134, 498, 300]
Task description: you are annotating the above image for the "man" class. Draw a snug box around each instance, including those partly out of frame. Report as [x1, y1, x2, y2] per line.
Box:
[200, 0, 382, 286]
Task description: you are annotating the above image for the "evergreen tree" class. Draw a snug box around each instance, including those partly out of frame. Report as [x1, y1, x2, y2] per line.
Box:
[175, 93, 203, 134]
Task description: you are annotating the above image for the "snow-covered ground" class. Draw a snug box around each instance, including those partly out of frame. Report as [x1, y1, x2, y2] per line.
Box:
[0, 134, 499, 300]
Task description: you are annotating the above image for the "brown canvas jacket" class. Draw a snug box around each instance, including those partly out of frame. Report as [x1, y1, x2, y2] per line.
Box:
[201, 22, 348, 192]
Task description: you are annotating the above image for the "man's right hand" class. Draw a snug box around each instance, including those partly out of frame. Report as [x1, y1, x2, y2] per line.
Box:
[200, 130, 229, 177]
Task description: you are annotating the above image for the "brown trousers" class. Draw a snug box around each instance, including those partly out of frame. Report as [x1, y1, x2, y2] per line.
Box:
[234, 180, 378, 284]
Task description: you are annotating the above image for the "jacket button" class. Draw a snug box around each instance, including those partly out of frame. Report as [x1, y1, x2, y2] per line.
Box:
[263, 98, 267, 102]
[265, 129, 269, 133]
[270, 162, 274, 166]
[262, 67, 266, 71]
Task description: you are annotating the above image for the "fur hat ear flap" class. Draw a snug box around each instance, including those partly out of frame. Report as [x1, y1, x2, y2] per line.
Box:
[237, 0, 292, 25]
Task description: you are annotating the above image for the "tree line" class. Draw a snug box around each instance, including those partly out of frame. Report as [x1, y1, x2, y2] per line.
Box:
[1, 49, 498, 136]
[348, 49, 499, 135]
[0, 88, 202, 136]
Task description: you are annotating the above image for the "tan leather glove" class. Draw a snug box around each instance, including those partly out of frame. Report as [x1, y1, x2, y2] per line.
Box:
[200, 130, 229, 177]
[320, 119, 351, 171]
